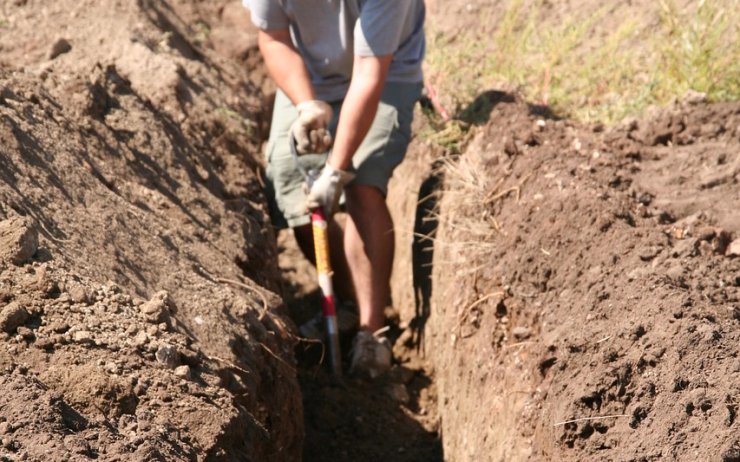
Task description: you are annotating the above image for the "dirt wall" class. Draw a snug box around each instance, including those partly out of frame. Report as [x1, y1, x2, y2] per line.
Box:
[426, 94, 740, 460]
[0, 1, 302, 460]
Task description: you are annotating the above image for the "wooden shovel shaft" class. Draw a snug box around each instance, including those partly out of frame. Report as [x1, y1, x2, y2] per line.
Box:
[311, 208, 342, 376]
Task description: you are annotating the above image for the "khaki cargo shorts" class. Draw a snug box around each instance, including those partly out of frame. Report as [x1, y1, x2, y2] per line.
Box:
[263, 81, 423, 229]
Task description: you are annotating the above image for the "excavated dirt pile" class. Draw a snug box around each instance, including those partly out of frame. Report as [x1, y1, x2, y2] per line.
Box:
[0, 1, 301, 460]
[426, 94, 740, 460]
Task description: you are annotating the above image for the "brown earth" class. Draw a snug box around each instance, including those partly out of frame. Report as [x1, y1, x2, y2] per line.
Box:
[2, 0, 739, 461]
[423, 95, 740, 461]
[391, 2, 740, 460]
[1, 0, 301, 460]
[276, 229, 443, 462]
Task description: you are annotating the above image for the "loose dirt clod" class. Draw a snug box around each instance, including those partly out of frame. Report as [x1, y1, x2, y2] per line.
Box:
[386, 383, 411, 404]
[0, 302, 29, 334]
[0, 217, 38, 266]
[48, 38, 72, 59]
[512, 326, 532, 340]
[174, 364, 192, 379]
[140, 290, 174, 324]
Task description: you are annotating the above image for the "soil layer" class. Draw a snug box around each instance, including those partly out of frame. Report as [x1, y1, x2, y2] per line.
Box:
[427, 94, 740, 461]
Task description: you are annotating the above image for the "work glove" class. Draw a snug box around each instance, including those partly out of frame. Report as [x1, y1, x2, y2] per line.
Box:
[291, 100, 333, 154]
[306, 163, 355, 218]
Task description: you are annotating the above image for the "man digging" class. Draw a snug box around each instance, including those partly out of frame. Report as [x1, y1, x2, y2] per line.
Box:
[243, 0, 426, 378]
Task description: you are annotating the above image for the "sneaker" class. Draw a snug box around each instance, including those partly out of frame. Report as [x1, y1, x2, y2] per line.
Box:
[298, 303, 359, 340]
[349, 327, 392, 379]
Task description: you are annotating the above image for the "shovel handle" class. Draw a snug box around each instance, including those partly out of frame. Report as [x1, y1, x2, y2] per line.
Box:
[311, 208, 342, 376]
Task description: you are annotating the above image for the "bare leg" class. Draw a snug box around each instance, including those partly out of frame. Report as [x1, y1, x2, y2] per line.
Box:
[343, 184, 394, 333]
[293, 222, 356, 304]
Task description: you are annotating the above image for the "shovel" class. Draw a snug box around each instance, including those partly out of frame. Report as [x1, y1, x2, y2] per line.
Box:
[290, 136, 342, 377]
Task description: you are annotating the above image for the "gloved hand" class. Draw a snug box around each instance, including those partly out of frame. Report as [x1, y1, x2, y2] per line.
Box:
[306, 163, 355, 218]
[291, 100, 333, 154]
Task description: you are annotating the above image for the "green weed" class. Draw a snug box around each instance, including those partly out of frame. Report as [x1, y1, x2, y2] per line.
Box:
[656, 0, 740, 103]
[216, 106, 257, 140]
[194, 21, 211, 44]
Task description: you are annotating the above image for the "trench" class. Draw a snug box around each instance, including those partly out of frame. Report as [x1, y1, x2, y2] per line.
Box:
[271, 152, 445, 461]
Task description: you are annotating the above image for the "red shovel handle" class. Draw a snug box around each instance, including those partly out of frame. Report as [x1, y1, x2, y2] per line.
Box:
[311, 208, 342, 376]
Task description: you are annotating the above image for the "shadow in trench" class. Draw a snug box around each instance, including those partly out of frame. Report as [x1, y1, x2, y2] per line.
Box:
[277, 257, 443, 462]
[408, 159, 444, 352]
[300, 356, 444, 462]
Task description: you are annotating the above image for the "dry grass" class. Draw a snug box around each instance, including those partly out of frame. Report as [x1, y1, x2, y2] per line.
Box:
[434, 146, 538, 276]
[434, 152, 507, 268]
[422, 0, 738, 289]
[422, 0, 738, 262]
[424, 0, 739, 126]
[656, 0, 740, 103]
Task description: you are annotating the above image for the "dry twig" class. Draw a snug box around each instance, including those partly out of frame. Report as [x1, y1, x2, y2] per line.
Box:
[215, 276, 271, 321]
[484, 172, 533, 205]
[205, 353, 253, 376]
[457, 291, 505, 335]
[259, 343, 296, 375]
[553, 414, 630, 427]
[195, 265, 272, 321]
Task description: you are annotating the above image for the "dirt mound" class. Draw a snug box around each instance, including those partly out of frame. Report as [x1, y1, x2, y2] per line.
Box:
[0, 262, 240, 461]
[1, 1, 301, 460]
[425, 95, 740, 460]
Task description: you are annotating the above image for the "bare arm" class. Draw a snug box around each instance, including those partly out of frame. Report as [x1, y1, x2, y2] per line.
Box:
[257, 29, 314, 105]
[328, 54, 393, 171]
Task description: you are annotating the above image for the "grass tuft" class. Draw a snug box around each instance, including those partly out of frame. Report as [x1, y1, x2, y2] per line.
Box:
[656, 0, 740, 103]
[434, 153, 502, 268]
[215, 106, 258, 140]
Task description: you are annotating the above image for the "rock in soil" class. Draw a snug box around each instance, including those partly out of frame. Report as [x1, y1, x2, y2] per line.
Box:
[140, 290, 173, 324]
[727, 239, 740, 257]
[0, 302, 30, 334]
[155, 344, 180, 369]
[0, 217, 38, 266]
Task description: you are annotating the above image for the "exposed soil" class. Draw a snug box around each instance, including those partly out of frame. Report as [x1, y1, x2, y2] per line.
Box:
[277, 231, 443, 462]
[1, 0, 739, 461]
[425, 94, 740, 461]
[1, 1, 300, 460]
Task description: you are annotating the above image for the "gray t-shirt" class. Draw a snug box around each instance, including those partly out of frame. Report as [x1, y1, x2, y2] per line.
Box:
[243, 0, 425, 101]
